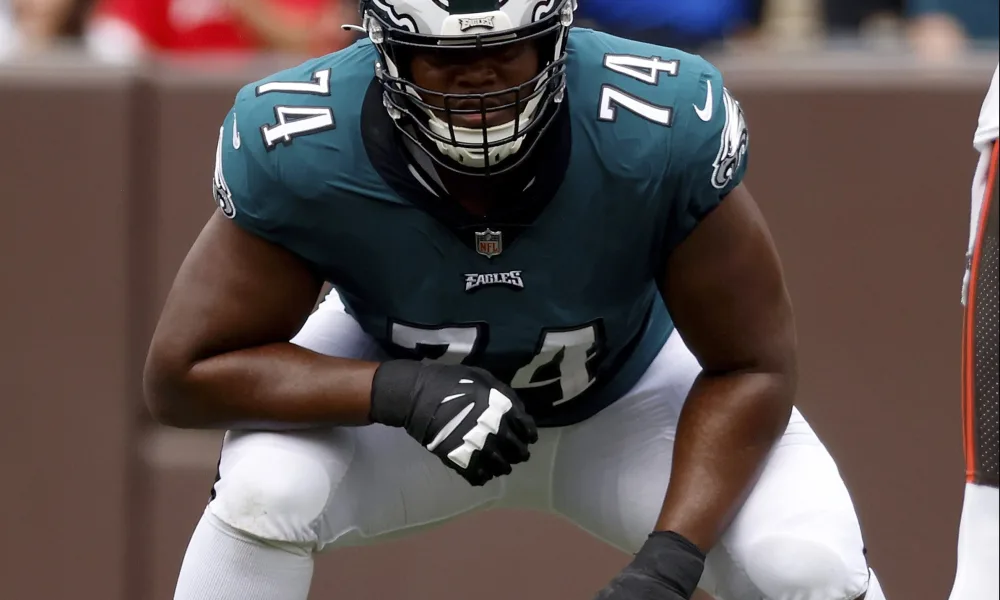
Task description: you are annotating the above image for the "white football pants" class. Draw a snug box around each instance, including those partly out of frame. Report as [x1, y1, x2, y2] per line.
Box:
[202, 290, 874, 600]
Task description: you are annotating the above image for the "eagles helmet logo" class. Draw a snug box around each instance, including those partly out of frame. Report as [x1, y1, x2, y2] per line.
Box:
[711, 87, 749, 190]
[459, 16, 496, 30]
[431, 0, 511, 11]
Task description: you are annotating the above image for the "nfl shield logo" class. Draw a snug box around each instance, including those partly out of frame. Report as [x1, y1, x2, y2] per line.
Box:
[475, 228, 503, 258]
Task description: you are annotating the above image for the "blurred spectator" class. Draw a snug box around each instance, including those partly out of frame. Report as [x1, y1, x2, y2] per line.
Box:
[0, 0, 16, 55]
[823, 0, 997, 58]
[907, 0, 998, 59]
[576, 0, 764, 52]
[824, 0, 904, 36]
[84, 0, 356, 63]
[1, 0, 80, 56]
[908, 0, 998, 40]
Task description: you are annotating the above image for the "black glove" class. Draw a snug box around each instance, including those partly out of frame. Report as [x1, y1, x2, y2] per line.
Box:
[593, 531, 706, 600]
[370, 360, 539, 486]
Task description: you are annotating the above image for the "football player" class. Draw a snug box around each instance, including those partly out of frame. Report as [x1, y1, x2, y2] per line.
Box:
[949, 63, 999, 600]
[144, 1, 887, 599]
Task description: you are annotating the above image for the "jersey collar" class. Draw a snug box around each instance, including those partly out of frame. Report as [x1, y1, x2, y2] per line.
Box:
[361, 78, 573, 254]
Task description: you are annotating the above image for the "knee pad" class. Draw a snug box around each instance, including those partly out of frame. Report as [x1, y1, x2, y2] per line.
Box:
[739, 535, 870, 600]
[209, 431, 352, 548]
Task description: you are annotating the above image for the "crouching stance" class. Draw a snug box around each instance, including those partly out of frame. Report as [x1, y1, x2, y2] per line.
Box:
[145, 1, 887, 599]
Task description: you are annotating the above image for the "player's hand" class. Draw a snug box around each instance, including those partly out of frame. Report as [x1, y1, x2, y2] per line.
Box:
[593, 532, 705, 600]
[369, 360, 538, 486]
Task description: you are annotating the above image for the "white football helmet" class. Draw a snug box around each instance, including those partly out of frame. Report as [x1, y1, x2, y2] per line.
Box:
[360, 0, 576, 175]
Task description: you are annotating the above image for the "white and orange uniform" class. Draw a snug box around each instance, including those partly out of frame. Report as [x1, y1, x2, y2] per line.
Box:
[950, 63, 999, 600]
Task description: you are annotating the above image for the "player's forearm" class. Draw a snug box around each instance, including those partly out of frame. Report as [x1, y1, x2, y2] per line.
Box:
[144, 343, 379, 430]
[654, 369, 794, 551]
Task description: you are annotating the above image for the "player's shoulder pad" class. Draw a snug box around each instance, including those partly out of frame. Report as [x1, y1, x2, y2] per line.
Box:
[213, 41, 379, 239]
[568, 29, 697, 107]
[565, 30, 748, 192]
[975, 64, 999, 151]
[229, 39, 377, 167]
[566, 28, 691, 131]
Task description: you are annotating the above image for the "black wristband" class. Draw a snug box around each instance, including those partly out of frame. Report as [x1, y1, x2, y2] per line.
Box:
[369, 359, 424, 427]
[633, 531, 706, 598]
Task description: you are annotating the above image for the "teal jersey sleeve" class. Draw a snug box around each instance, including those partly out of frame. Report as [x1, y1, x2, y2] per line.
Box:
[662, 59, 750, 253]
[212, 96, 294, 244]
[210, 75, 343, 278]
[208, 46, 378, 273]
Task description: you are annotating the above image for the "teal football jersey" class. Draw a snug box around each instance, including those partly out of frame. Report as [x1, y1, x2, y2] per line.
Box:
[211, 28, 750, 426]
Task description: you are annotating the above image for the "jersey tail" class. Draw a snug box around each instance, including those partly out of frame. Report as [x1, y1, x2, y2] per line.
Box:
[963, 140, 999, 488]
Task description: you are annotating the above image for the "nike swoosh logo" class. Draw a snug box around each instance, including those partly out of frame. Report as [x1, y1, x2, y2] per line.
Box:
[232, 115, 241, 149]
[694, 80, 713, 122]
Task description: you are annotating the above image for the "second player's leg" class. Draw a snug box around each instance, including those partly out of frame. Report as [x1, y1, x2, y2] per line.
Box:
[172, 290, 504, 600]
[950, 137, 999, 600]
[948, 482, 1000, 600]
